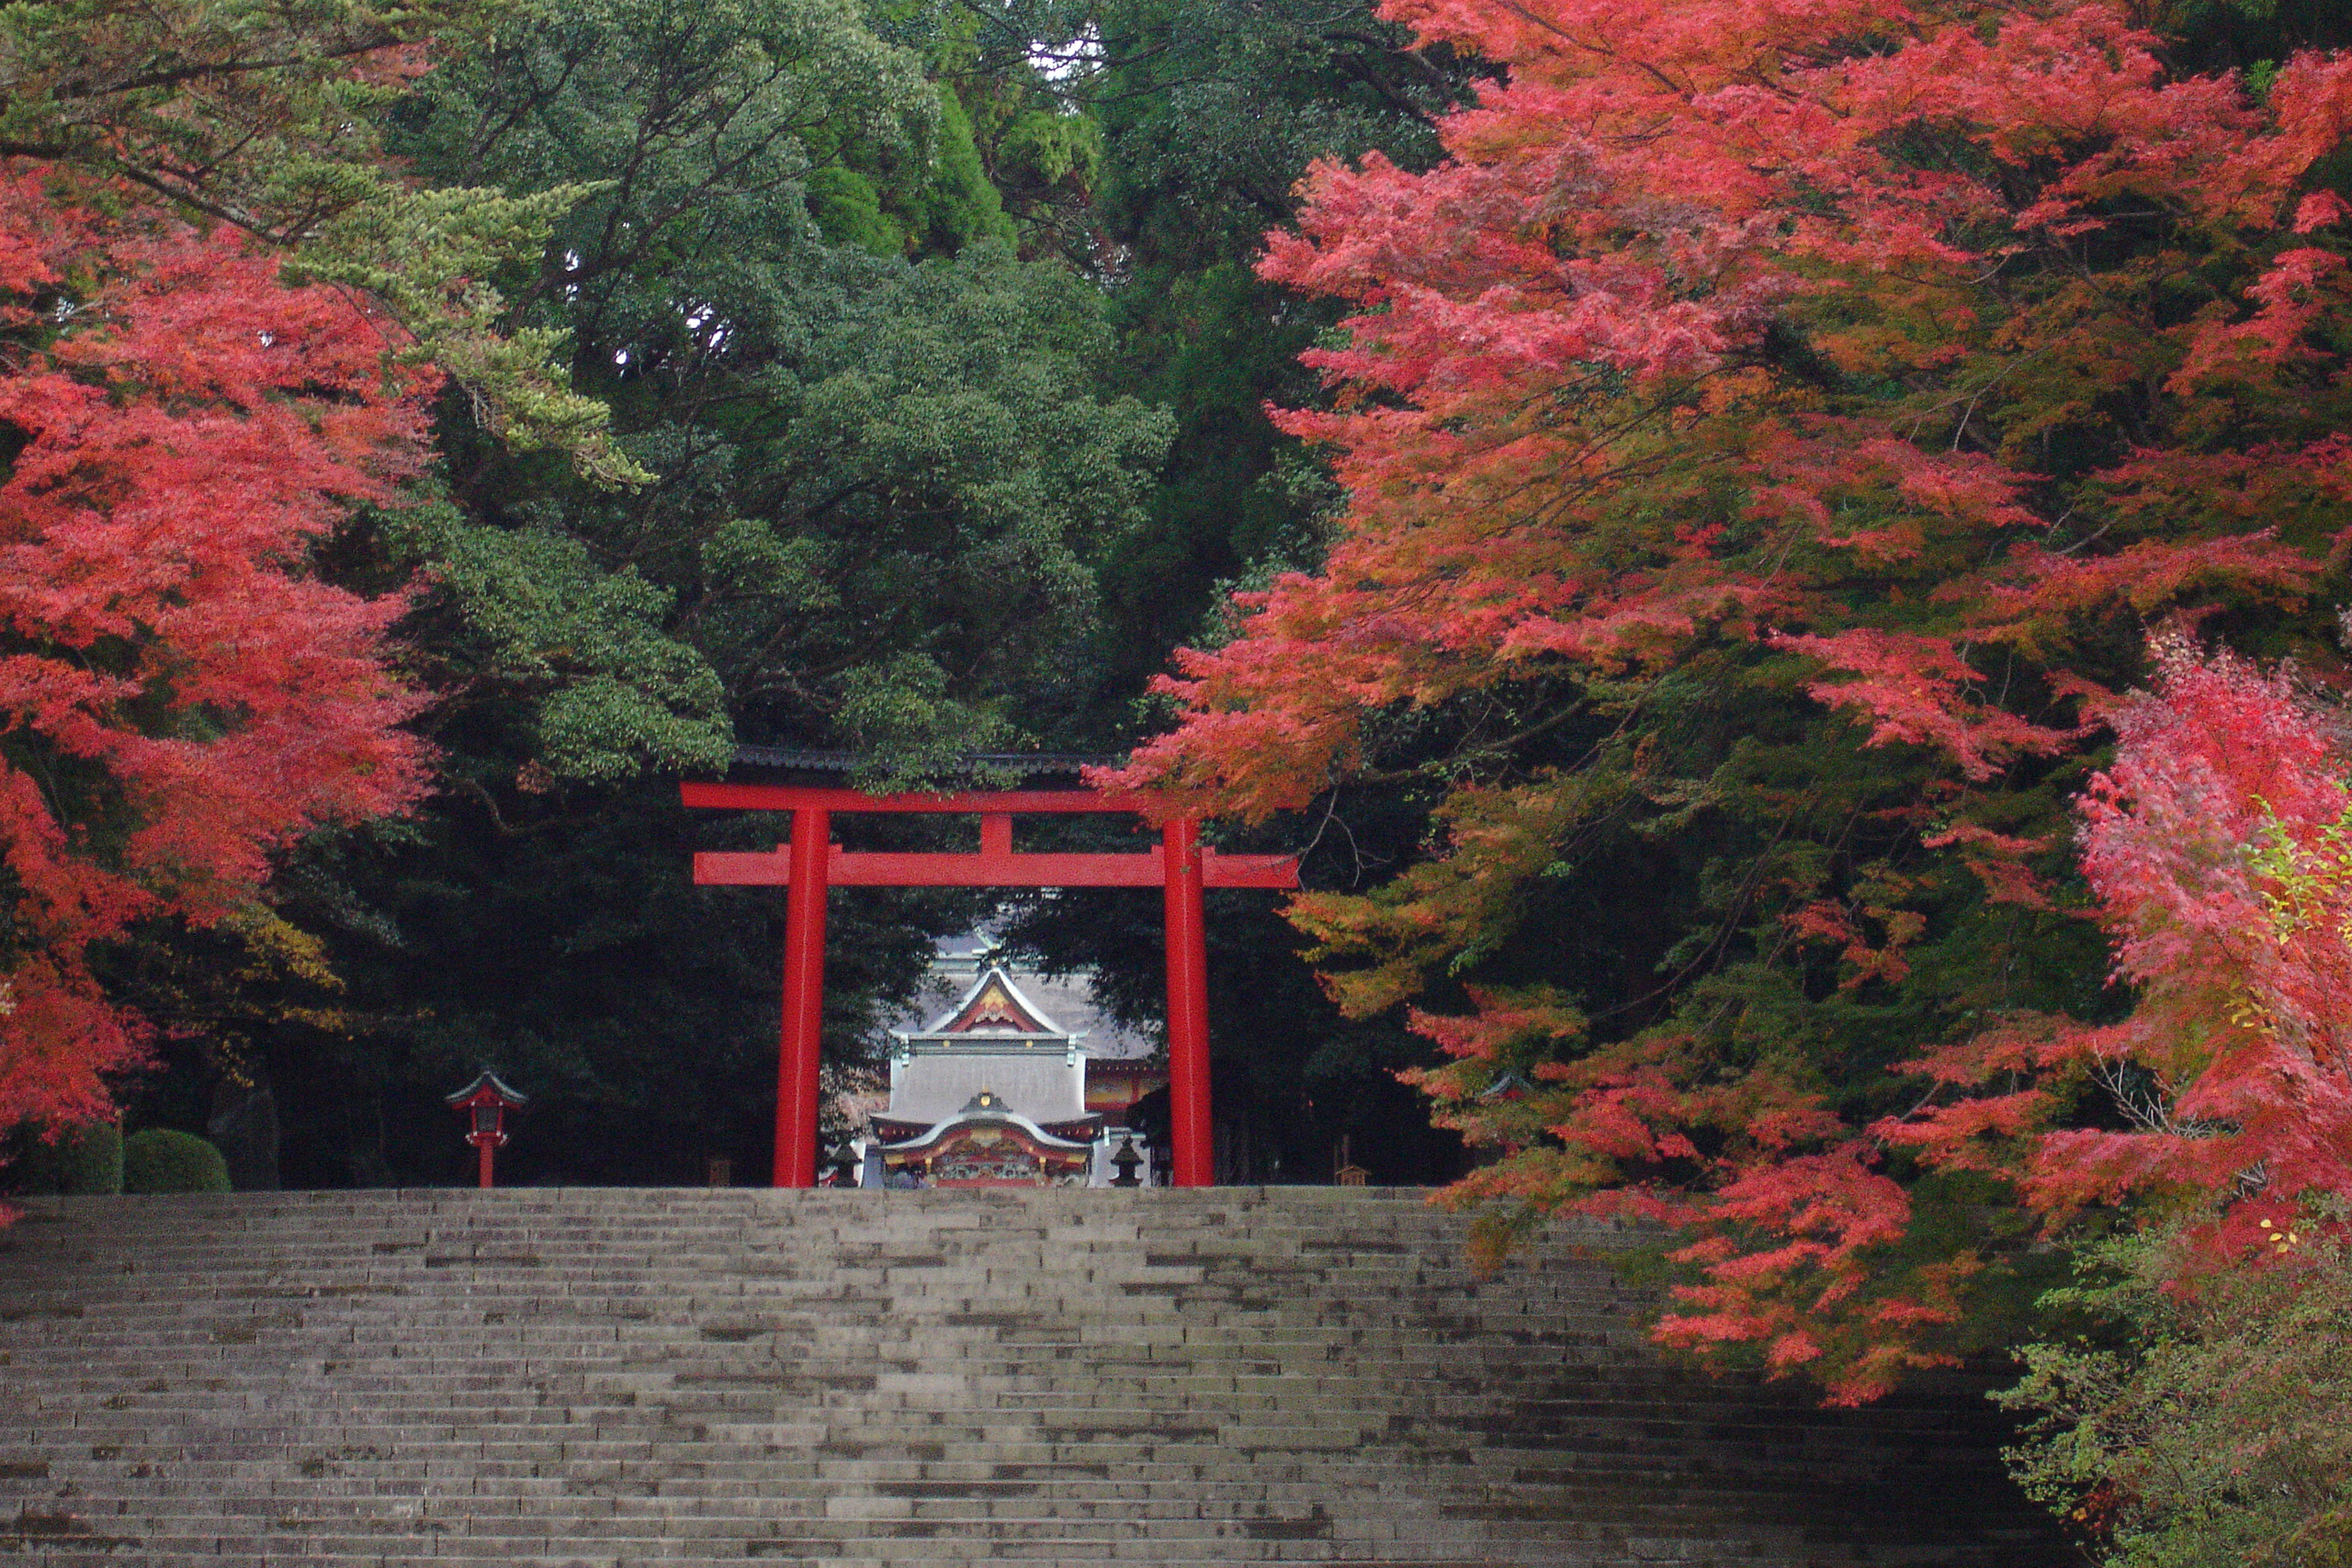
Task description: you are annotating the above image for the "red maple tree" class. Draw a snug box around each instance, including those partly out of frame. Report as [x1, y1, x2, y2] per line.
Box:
[1884, 633, 2352, 1249]
[1111, 0, 2352, 1398]
[1, 169, 435, 1137]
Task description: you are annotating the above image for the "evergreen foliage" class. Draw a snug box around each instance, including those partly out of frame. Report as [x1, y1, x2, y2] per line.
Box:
[8, 1122, 123, 1196]
[177, 0, 1170, 1183]
[122, 1130, 232, 1194]
[383, 0, 1168, 781]
[1081, 0, 1476, 698]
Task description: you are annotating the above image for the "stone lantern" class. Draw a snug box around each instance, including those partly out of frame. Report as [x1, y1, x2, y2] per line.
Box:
[1109, 1133, 1145, 1188]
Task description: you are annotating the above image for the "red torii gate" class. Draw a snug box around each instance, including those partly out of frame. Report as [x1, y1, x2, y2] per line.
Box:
[682, 780, 1299, 1188]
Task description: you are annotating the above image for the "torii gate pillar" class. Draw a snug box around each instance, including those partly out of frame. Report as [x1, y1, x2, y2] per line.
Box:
[685, 782, 1295, 1190]
[775, 807, 830, 1193]
[1159, 816, 1212, 1188]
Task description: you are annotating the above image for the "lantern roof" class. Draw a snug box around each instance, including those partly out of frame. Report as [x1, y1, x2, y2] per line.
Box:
[444, 1068, 529, 1110]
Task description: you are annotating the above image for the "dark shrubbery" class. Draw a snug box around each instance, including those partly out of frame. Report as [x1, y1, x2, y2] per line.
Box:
[7, 1122, 125, 1194]
[122, 1129, 232, 1194]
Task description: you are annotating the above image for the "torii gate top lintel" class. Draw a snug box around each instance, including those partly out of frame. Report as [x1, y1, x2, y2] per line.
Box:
[681, 781, 1298, 890]
[681, 770, 1297, 1189]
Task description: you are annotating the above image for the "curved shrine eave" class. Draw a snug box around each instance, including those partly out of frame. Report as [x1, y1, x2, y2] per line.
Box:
[873, 1110, 1101, 1157]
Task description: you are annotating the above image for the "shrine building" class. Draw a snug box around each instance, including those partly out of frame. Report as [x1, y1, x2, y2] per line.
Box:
[863, 964, 1164, 1187]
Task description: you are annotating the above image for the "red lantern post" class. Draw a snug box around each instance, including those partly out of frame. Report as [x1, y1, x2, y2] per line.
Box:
[446, 1070, 528, 1190]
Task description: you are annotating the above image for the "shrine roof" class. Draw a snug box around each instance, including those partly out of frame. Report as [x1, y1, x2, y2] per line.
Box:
[887, 1053, 1087, 1125]
[890, 937, 1155, 1060]
[902, 964, 1071, 1042]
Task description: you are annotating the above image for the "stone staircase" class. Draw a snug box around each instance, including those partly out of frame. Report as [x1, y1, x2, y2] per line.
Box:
[0, 1187, 2065, 1567]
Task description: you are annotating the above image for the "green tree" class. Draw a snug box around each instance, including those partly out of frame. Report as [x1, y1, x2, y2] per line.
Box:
[1081, 0, 1477, 698]
[205, 0, 1172, 1185]
[984, 0, 1492, 1186]
[2000, 1214, 2352, 1568]
[390, 0, 1168, 774]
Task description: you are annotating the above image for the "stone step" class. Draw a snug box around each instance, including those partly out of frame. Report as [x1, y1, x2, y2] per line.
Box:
[0, 1189, 2066, 1568]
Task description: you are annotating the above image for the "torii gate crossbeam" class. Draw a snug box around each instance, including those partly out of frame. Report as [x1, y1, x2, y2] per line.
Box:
[682, 781, 1298, 1189]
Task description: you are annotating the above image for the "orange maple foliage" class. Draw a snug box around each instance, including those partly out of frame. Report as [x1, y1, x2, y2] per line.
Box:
[0, 168, 435, 1137]
[1111, 0, 2352, 1399]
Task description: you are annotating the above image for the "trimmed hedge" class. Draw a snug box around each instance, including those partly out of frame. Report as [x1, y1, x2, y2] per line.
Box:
[122, 1129, 232, 1194]
[12, 1122, 124, 1194]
